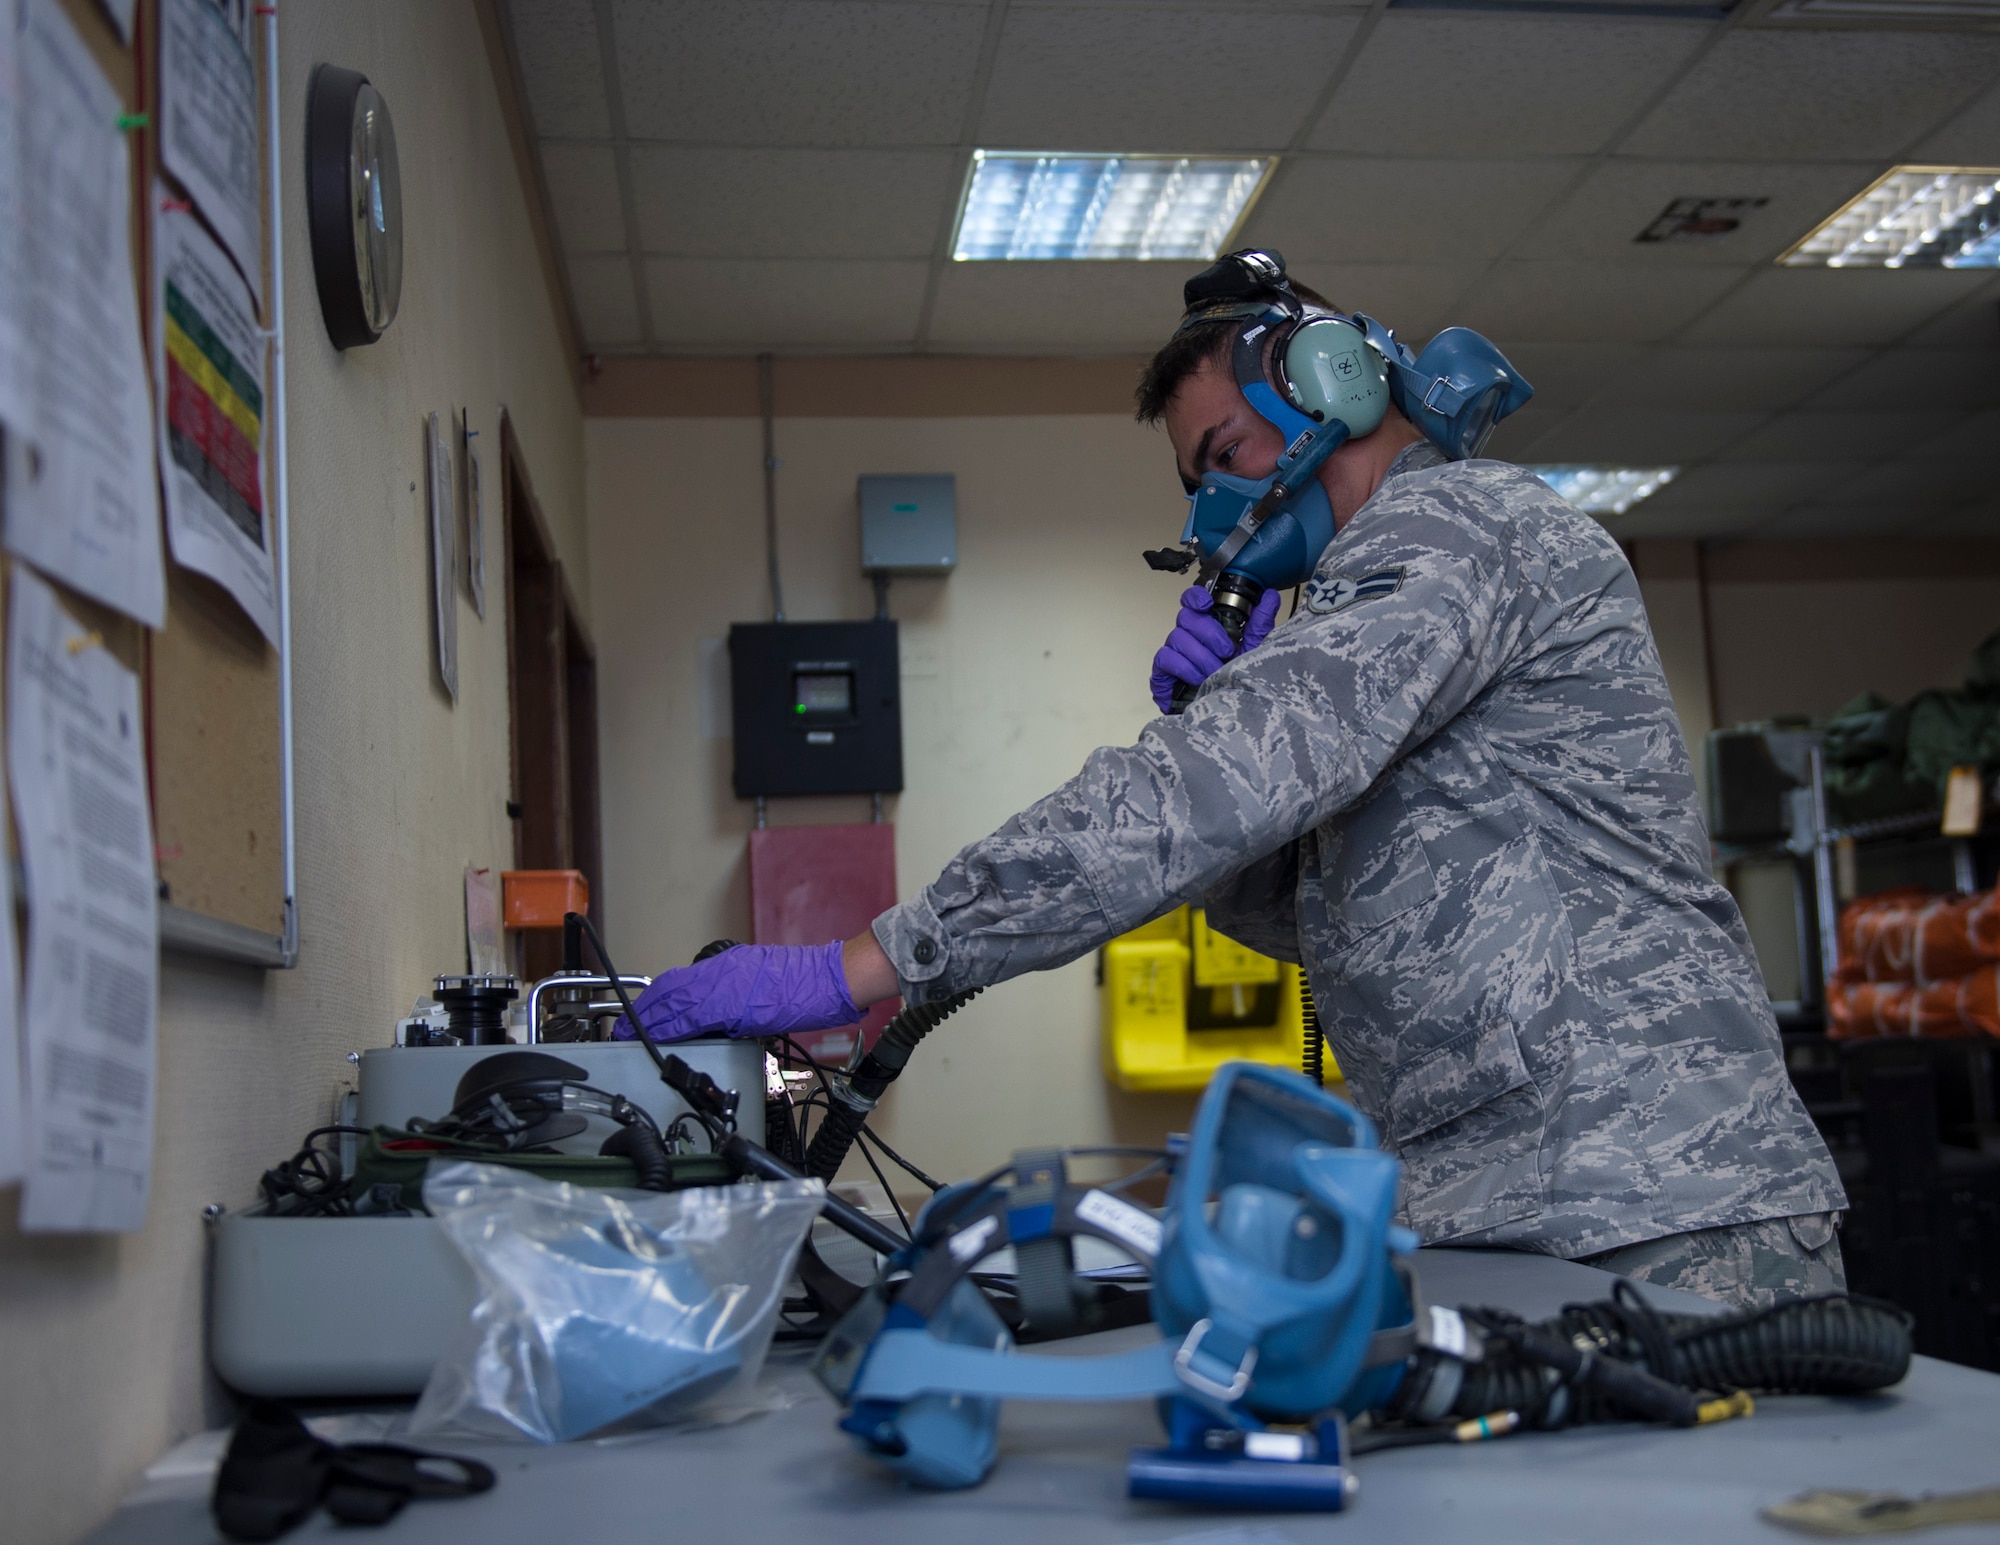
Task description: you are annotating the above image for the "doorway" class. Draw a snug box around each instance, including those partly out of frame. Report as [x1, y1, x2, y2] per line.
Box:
[502, 413, 602, 981]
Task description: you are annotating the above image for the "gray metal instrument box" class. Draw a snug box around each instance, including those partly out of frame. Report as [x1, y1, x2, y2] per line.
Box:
[210, 1038, 764, 1399]
[859, 474, 956, 575]
[354, 1038, 764, 1146]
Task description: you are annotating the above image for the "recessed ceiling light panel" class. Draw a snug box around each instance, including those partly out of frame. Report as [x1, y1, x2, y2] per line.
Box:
[1528, 465, 1680, 515]
[1782, 166, 2000, 269]
[951, 153, 1272, 262]
[1752, 0, 2000, 27]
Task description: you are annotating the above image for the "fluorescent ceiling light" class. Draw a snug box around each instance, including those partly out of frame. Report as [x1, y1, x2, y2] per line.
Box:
[1528, 466, 1680, 516]
[951, 153, 1271, 262]
[1757, 0, 2000, 23]
[1782, 166, 2000, 269]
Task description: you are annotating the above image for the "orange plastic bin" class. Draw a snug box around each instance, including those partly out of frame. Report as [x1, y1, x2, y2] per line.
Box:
[503, 869, 589, 930]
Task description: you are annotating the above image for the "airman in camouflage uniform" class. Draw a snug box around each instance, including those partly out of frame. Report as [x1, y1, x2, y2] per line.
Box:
[872, 438, 1847, 1306]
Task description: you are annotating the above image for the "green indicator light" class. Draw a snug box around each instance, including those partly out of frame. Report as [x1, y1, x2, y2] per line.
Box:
[794, 703, 806, 714]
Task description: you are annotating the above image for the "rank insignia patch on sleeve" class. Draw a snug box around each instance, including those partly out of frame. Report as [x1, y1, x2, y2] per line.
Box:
[1304, 566, 1405, 615]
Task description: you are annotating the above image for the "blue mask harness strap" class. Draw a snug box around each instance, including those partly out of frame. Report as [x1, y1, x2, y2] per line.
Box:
[1190, 311, 1351, 587]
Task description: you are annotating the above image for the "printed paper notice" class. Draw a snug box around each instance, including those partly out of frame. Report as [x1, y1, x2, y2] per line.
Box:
[8, 566, 159, 1231]
[0, 4, 30, 436]
[428, 412, 458, 700]
[0, 829, 22, 1187]
[3, 0, 166, 629]
[155, 199, 277, 643]
[159, 0, 261, 306]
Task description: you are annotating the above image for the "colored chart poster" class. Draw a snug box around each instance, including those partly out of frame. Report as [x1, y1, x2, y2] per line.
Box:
[159, 0, 261, 306]
[8, 565, 159, 1233]
[154, 198, 276, 643]
[2, 0, 165, 629]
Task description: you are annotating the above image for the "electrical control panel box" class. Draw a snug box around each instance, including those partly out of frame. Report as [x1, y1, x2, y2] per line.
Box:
[859, 474, 957, 575]
[730, 620, 903, 798]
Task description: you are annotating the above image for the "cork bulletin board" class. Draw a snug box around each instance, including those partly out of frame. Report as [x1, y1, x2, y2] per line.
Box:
[9, 0, 292, 965]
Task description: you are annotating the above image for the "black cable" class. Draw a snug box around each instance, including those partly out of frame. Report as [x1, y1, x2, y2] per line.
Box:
[259, 1125, 373, 1217]
[850, 1127, 911, 1237]
[857, 1125, 943, 1193]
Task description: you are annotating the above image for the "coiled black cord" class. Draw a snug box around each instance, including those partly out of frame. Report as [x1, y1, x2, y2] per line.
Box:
[1442, 1283, 1912, 1428]
[802, 987, 982, 1181]
[1300, 981, 1322, 1087]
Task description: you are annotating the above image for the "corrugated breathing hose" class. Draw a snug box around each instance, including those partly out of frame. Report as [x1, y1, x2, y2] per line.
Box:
[1436, 1286, 1912, 1429]
[803, 987, 983, 1182]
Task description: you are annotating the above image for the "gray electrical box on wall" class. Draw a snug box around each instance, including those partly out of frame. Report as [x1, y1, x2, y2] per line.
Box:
[860, 474, 956, 575]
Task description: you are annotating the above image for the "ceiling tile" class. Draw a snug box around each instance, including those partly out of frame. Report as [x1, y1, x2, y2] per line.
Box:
[1605, 503, 1780, 541]
[977, 6, 1360, 152]
[1807, 347, 2000, 410]
[1622, 31, 2000, 162]
[1306, 15, 1708, 157]
[1913, 505, 2000, 538]
[540, 144, 625, 255]
[1614, 345, 1871, 412]
[630, 148, 958, 258]
[1522, 407, 1763, 462]
[1638, 460, 1855, 508]
[1810, 457, 1994, 509]
[569, 256, 641, 348]
[643, 258, 929, 349]
[505, 0, 608, 139]
[1274, 263, 1488, 341]
[1913, 408, 2000, 460]
[1511, 159, 1879, 267]
[927, 260, 1190, 352]
[1483, 403, 1575, 460]
[612, 1, 988, 146]
[1903, 277, 2000, 348]
[1716, 410, 1949, 463]
[1910, 80, 2000, 164]
[1244, 159, 1581, 264]
[1454, 262, 1743, 343]
[1681, 267, 1995, 347]
[1489, 343, 1646, 408]
[1753, 506, 1909, 540]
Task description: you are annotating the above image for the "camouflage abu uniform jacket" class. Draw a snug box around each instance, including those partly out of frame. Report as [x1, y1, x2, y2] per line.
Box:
[872, 441, 1844, 1256]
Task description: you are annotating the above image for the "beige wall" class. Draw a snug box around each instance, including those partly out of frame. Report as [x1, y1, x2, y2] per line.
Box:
[588, 412, 1210, 1187]
[0, 5, 586, 1541]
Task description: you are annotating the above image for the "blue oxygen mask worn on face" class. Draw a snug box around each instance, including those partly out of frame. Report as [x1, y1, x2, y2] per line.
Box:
[1143, 249, 1532, 710]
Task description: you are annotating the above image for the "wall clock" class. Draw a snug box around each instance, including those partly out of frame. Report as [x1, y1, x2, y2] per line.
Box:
[306, 64, 402, 349]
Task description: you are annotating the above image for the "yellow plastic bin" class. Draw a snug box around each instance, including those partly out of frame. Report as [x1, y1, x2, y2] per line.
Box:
[1100, 907, 1338, 1093]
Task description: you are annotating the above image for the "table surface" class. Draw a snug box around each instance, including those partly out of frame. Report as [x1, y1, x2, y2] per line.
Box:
[89, 1248, 2000, 1545]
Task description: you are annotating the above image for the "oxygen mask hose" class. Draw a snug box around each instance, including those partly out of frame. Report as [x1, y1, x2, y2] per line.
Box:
[1383, 1283, 1912, 1436]
[803, 987, 982, 1182]
[1169, 573, 1266, 714]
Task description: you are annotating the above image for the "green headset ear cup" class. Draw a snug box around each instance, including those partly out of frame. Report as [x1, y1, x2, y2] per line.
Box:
[1283, 317, 1390, 438]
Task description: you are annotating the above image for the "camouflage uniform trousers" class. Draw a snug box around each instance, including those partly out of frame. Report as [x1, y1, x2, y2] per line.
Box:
[1580, 1212, 1845, 1310]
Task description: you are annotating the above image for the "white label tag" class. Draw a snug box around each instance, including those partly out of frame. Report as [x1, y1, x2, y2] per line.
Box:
[1428, 1304, 1468, 1357]
[1073, 1189, 1163, 1259]
[1243, 1431, 1309, 1462]
[947, 1215, 999, 1263]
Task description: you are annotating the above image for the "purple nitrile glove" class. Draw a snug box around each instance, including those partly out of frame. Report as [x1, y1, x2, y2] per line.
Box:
[1148, 585, 1284, 714]
[610, 940, 859, 1043]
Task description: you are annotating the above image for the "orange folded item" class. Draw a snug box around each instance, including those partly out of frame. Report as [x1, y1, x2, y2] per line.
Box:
[1826, 967, 2000, 1040]
[1834, 886, 2000, 986]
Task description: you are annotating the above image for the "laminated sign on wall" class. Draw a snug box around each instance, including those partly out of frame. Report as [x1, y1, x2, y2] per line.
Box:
[154, 197, 277, 643]
[7, 566, 160, 1232]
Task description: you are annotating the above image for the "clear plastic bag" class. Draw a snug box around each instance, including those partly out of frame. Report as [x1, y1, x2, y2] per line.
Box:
[410, 1161, 824, 1443]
